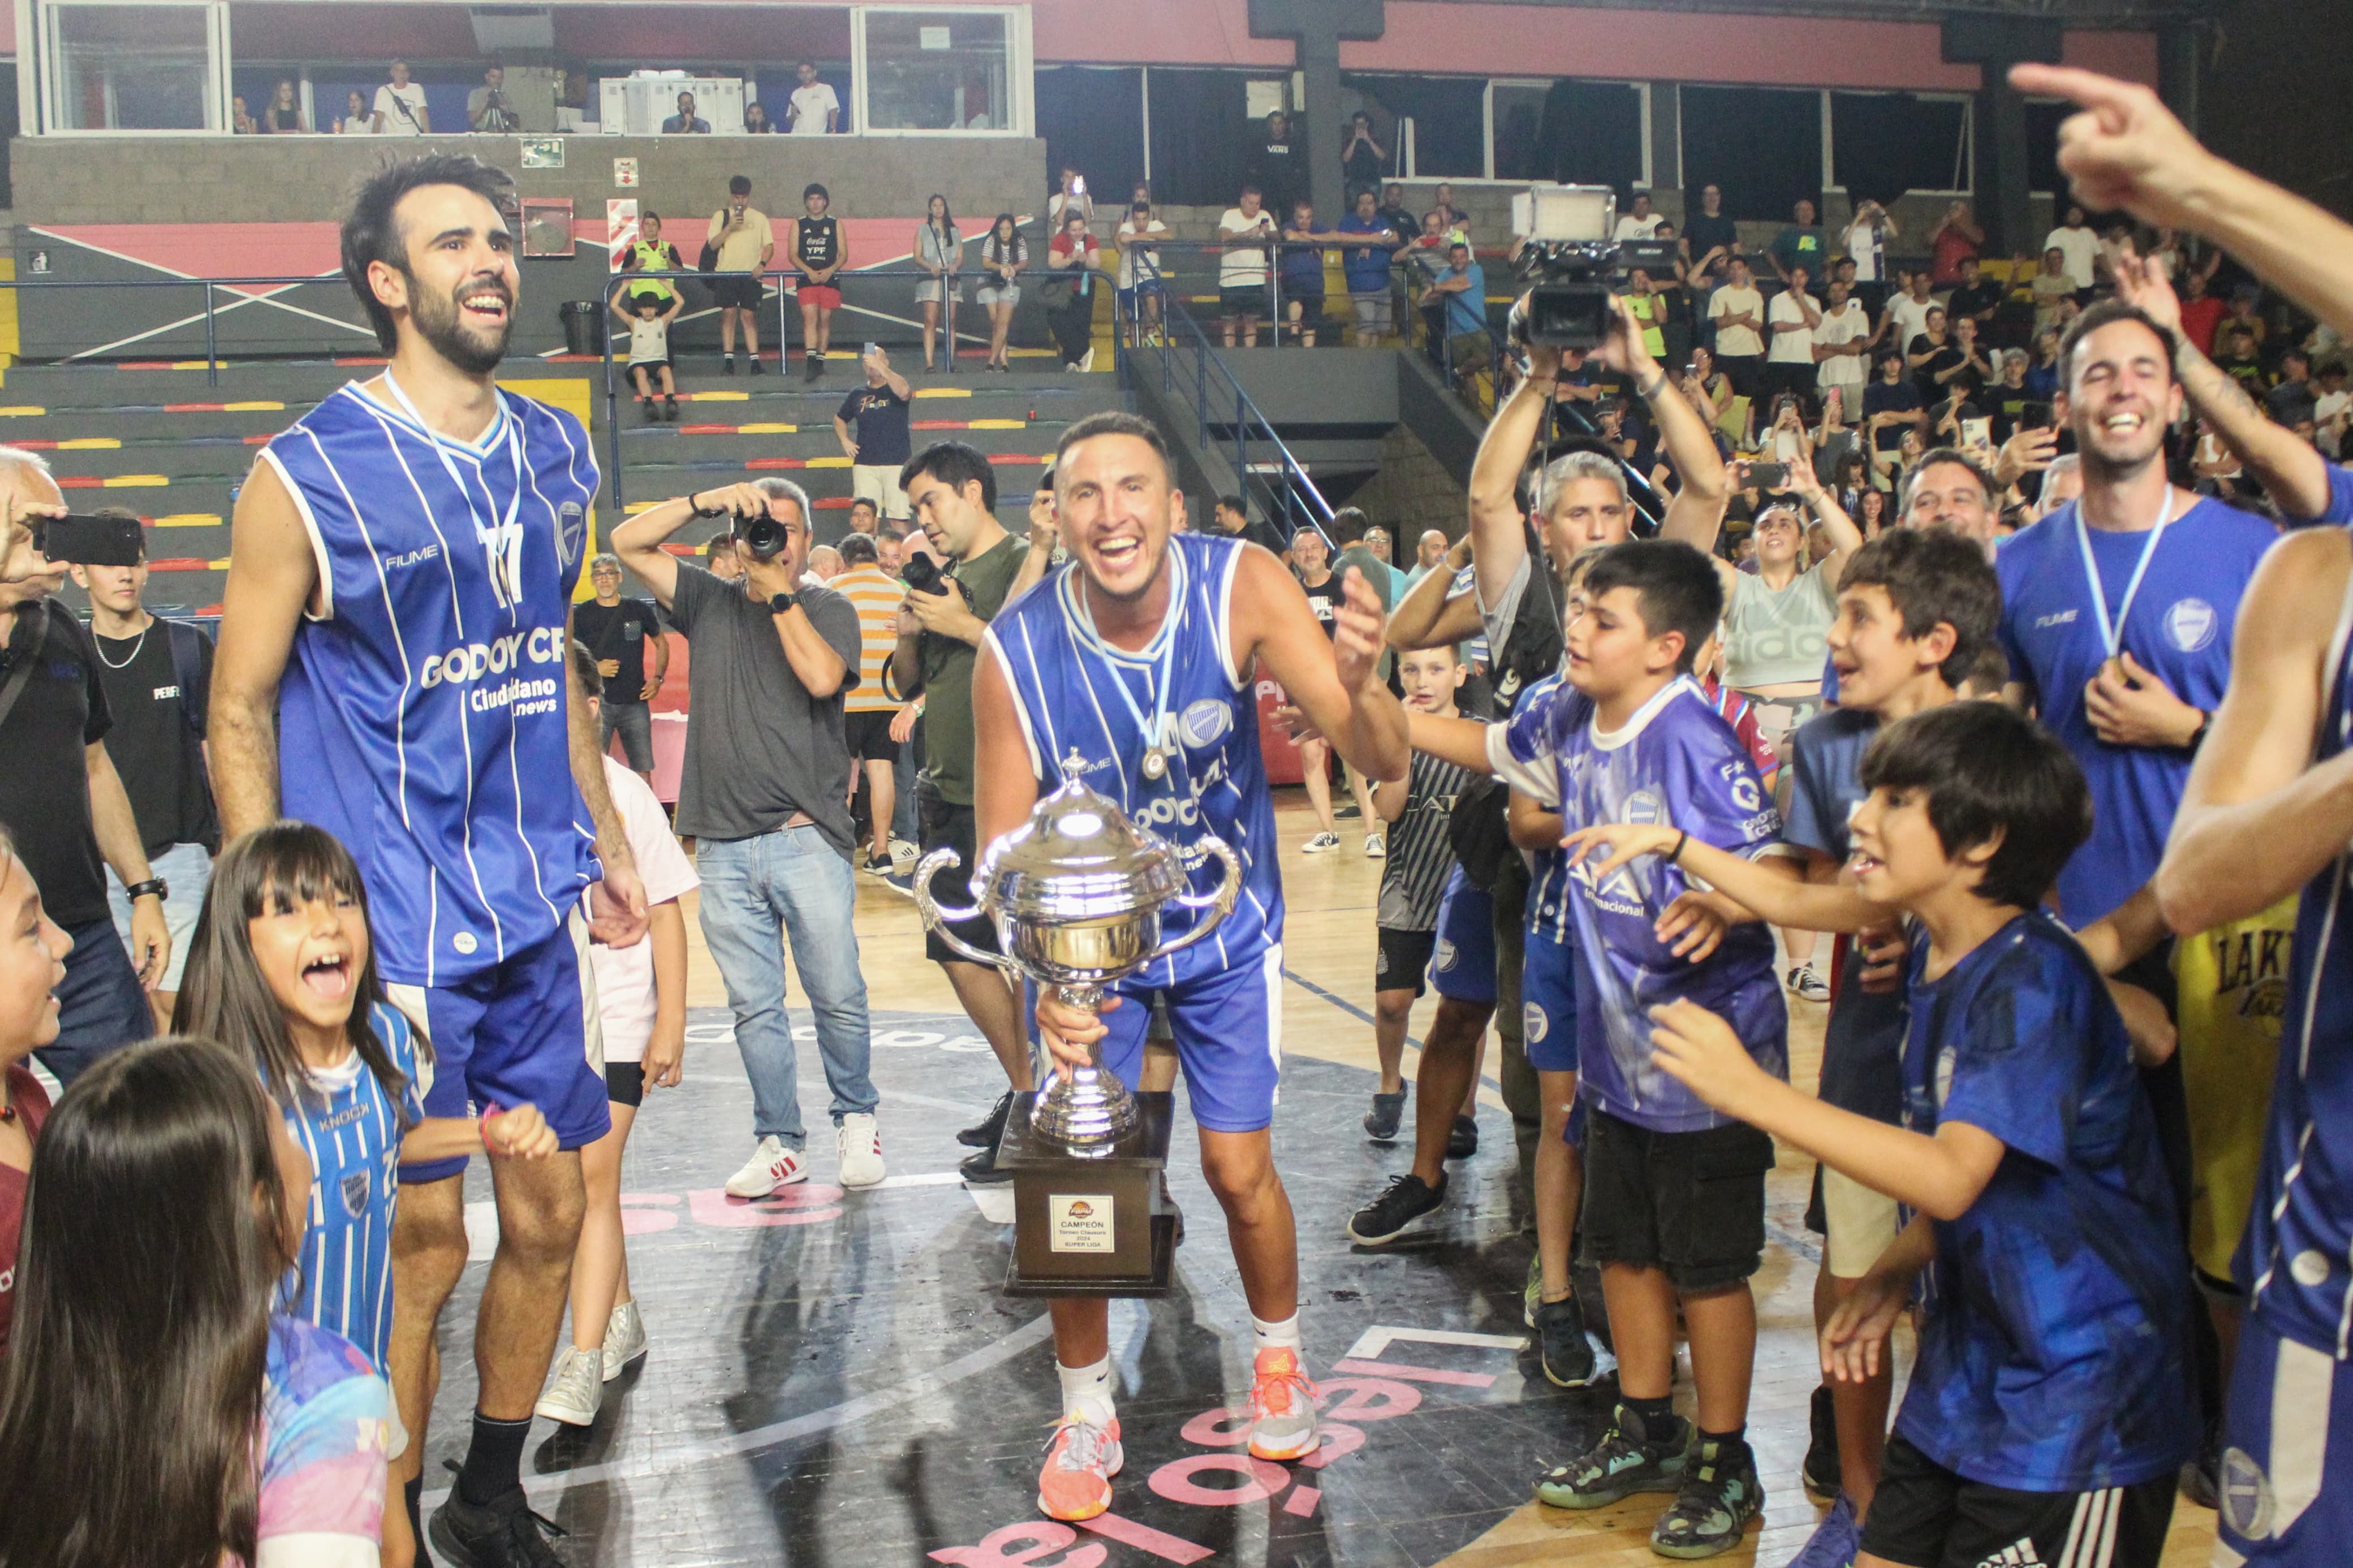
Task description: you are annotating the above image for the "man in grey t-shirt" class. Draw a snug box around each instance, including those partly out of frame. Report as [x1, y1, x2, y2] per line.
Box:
[611, 475, 885, 1195]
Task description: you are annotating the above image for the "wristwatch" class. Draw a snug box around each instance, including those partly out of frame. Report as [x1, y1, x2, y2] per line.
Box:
[769, 591, 800, 616]
[124, 878, 167, 904]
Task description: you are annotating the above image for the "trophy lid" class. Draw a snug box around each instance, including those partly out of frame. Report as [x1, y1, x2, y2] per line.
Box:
[979, 762, 1188, 923]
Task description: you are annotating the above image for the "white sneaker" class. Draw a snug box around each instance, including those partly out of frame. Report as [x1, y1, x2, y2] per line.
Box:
[533, 1345, 604, 1427]
[602, 1298, 647, 1381]
[838, 1112, 886, 1189]
[1302, 831, 1340, 854]
[724, 1135, 808, 1198]
[1365, 833, 1386, 858]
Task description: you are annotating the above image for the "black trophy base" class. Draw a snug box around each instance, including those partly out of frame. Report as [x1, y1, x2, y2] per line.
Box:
[996, 1090, 1176, 1298]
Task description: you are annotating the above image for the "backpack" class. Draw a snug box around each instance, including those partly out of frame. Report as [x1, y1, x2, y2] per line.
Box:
[163, 618, 212, 739]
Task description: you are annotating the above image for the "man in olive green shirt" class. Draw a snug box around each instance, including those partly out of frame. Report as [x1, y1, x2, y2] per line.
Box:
[893, 442, 1051, 1181]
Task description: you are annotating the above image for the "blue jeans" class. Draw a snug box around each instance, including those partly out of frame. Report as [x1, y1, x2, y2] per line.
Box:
[893, 730, 920, 845]
[38, 915, 154, 1086]
[695, 824, 877, 1148]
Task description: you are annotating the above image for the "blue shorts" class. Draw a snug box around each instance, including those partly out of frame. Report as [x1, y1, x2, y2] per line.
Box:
[1032, 944, 1284, 1134]
[1522, 925, 1580, 1074]
[391, 921, 609, 1184]
[1428, 868, 1496, 1008]
[2217, 1310, 2353, 1564]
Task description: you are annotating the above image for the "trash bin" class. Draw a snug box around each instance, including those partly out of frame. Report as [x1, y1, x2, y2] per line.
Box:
[558, 300, 603, 357]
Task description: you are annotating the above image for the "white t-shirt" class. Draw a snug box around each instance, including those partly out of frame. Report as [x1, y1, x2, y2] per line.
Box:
[1843, 219, 1884, 283]
[1768, 290, 1819, 365]
[585, 757, 698, 1064]
[373, 83, 428, 135]
[1887, 292, 1936, 354]
[1117, 218, 1170, 290]
[2045, 224, 2099, 291]
[1709, 284, 1764, 358]
[1813, 299, 1871, 392]
[1613, 214, 1665, 240]
[339, 114, 376, 136]
[788, 83, 839, 135]
[1219, 209, 1276, 287]
[627, 316, 670, 366]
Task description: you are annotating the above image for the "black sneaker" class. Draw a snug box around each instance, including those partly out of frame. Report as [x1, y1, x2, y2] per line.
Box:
[959, 1090, 1014, 1149]
[1802, 1383, 1841, 1503]
[429, 1476, 568, 1567]
[1535, 1402, 1691, 1508]
[1346, 1172, 1446, 1245]
[958, 1142, 1014, 1185]
[1363, 1090, 1405, 1142]
[1535, 1294, 1598, 1388]
[1446, 1114, 1479, 1160]
[722, 355, 736, 375]
[749, 355, 767, 376]
[637, 398, 657, 424]
[1334, 800, 1362, 819]
[1649, 1435, 1762, 1558]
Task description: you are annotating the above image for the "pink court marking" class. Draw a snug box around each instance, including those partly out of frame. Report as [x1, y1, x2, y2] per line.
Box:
[1079, 1512, 1213, 1563]
[1283, 1485, 1321, 1517]
[1329, 1358, 1494, 1388]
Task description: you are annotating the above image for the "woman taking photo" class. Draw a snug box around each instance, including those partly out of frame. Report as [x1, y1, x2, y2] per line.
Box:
[0, 1036, 390, 1567]
[1708, 465, 1864, 1003]
[0, 829, 70, 1360]
[975, 213, 1026, 373]
[913, 194, 962, 373]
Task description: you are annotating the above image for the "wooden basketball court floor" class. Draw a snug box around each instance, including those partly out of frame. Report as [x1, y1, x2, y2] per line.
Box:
[413, 791, 2218, 1567]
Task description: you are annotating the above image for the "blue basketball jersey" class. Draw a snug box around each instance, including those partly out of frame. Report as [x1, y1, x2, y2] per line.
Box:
[1506, 673, 1576, 947]
[984, 533, 1283, 989]
[262, 379, 601, 987]
[2243, 559, 2353, 1358]
[282, 1001, 425, 1379]
[1493, 674, 1792, 1132]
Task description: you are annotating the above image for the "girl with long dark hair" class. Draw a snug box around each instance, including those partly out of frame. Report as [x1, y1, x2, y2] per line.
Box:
[0, 828, 71, 1359]
[915, 193, 962, 372]
[0, 1035, 390, 1567]
[976, 213, 1027, 372]
[173, 822, 557, 1566]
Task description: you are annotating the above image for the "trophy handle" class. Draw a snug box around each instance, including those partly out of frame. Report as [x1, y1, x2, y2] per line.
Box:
[911, 848, 1015, 974]
[1145, 836, 1244, 964]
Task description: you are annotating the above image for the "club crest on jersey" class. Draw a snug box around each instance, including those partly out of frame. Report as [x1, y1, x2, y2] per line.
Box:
[1623, 790, 1666, 826]
[2166, 597, 2218, 653]
[341, 1169, 372, 1220]
[558, 501, 587, 570]
[2220, 1446, 2273, 1540]
[1524, 1002, 1549, 1043]
[1179, 698, 1231, 749]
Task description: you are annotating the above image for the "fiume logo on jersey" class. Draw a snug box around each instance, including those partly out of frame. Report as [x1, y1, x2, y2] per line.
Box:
[2166, 597, 2218, 653]
[420, 625, 568, 718]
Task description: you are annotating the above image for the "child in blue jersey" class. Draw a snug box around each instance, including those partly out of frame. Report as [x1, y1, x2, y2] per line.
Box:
[1776, 528, 2002, 1565]
[1567, 701, 2196, 1568]
[174, 822, 559, 1568]
[1413, 539, 1792, 1557]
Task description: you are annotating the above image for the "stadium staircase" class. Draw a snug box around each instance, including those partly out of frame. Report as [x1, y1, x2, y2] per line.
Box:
[1, 348, 1127, 616]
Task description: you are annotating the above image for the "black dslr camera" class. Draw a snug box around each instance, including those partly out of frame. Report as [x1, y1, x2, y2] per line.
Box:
[736, 512, 791, 562]
[1507, 185, 1622, 351]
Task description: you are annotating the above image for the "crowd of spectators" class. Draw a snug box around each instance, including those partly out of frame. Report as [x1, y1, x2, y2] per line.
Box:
[243, 57, 850, 135]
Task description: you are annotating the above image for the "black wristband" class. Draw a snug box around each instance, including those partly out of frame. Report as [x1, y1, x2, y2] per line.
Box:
[125, 878, 168, 903]
[2187, 709, 2211, 754]
[1666, 831, 1688, 866]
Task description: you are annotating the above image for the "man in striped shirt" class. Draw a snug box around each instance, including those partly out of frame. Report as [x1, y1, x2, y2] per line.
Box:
[834, 532, 907, 878]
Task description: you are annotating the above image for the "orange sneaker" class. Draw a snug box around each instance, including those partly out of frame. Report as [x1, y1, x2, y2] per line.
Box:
[1247, 1347, 1321, 1461]
[1037, 1409, 1123, 1521]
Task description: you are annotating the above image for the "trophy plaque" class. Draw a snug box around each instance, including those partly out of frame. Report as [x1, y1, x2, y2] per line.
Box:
[913, 762, 1240, 1296]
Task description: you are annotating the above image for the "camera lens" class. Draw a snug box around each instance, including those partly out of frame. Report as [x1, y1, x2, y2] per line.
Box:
[738, 515, 788, 561]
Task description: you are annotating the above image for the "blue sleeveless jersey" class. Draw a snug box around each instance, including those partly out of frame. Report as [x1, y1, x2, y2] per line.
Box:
[2243, 562, 2353, 1358]
[261, 382, 601, 987]
[984, 533, 1283, 988]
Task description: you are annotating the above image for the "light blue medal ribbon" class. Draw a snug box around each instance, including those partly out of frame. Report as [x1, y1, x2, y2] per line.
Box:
[382, 368, 527, 612]
[1072, 545, 1187, 787]
[2072, 490, 2176, 661]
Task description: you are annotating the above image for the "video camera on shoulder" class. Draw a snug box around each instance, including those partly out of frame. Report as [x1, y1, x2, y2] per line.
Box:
[1507, 185, 1620, 351]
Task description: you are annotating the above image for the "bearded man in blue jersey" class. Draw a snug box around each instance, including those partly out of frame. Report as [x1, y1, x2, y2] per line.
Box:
[971, 412, 1409, 1522]
[212, 154, 646, 1568]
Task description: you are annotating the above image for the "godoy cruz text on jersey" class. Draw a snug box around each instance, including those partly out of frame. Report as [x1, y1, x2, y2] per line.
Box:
[985, 533, 1284, 990]
[261, 381, 602, 987]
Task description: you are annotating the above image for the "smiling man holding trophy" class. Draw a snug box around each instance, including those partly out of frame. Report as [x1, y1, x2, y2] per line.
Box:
[962, 411, 1409, 1522]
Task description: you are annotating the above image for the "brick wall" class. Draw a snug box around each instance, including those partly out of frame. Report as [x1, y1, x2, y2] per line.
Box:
[1347, 422, 1468, 543]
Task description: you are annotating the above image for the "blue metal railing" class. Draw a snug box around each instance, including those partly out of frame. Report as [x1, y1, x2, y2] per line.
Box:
[1111, 254, 1334, 550]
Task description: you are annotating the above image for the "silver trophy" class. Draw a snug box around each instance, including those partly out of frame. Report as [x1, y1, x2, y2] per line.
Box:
[913, 760, 1242, 1152]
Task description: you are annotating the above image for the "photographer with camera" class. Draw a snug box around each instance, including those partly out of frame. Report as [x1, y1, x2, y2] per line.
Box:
[889, 443, 1048, 1182]
[611, 477, 885, 1197]
[467, 64, 519, 133]
[0, 459, 167, 1082]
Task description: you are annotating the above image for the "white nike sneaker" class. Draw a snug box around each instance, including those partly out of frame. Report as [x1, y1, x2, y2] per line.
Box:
[533, 1345, 604, 1427]
[725, 1135, 809, 1198]
[602, 1298, 647, 1381]
[838, 1112, 886, 1189]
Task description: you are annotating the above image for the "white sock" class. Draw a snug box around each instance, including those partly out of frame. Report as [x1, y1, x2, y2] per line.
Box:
[1251, 1312, 1303, 1359]
[1056, 1357, 1114, 1424]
